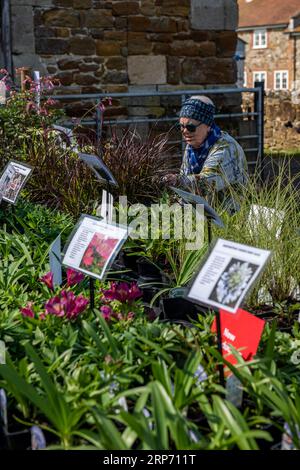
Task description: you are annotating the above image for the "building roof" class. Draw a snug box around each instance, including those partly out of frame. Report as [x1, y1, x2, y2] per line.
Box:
[238, 0, 300, 29]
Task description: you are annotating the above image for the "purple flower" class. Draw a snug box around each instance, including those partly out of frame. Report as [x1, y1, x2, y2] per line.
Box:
[20, 302, 35, 318]
[45, 290, 89, 320]
[100, 305, 113, 321]
[128, 282, 142, 302]
[40, 272, 54, 291]
[45, 296, 64, 316]
[66, 268, 84, 287]
[127, 311, 135, 321]
[102, 281, 142, 304]
[71, 294, 89, 319]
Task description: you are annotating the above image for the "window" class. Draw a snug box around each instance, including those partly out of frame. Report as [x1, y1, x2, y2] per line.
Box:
[253, 71, 267, 88]
[274, 71, 289, 90]
[253, 29, 267, 48]
[243, 71, 247, 87]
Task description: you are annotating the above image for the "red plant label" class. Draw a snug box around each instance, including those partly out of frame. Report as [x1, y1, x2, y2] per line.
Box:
[211, 308, 265, 367]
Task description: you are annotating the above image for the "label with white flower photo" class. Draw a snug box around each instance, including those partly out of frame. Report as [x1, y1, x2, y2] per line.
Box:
[187, 238, 271, 313]
[62, 215, 129, 280]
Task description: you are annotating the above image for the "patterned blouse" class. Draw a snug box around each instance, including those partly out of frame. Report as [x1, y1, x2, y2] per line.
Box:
[180, 131, 248, 212]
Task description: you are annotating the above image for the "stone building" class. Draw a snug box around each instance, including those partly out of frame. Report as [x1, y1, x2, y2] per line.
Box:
[1, 0, 239, 95]
[238, 1, 300, 151]
[238, 0, 300, 91]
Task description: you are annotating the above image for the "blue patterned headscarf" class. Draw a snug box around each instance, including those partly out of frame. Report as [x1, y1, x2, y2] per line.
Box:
[179, 98, 215, 127]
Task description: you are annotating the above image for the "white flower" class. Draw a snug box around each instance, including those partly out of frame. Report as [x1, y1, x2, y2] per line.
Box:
[216, 262, 253, 304]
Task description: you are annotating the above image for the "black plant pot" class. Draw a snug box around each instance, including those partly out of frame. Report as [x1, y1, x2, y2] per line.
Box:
[136, 258, 162, 280]
[122, 252, 140, 272]
[140, 285, 161, 305]
[162, 297, 200, 321]
[5, 429, 31, 450]
[256, 422, 283, 450]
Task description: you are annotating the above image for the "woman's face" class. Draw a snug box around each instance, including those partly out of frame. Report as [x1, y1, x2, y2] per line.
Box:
[179, 117, 210, 149]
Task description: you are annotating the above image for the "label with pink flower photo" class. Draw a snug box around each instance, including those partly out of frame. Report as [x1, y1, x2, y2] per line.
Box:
[0, 160, 33, 204]
[62, 215, 128, 280]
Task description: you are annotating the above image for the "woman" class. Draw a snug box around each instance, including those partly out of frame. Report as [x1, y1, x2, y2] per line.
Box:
[165, 95, 248, 212]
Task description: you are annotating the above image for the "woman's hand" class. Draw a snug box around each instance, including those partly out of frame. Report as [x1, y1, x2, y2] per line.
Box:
[162, 173, 180, 186]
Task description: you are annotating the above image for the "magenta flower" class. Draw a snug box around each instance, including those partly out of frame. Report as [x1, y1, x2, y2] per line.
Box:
[45, 295, 64, 317]
[66, 268, 84, 287]
[40, 272, 54, 291]
[128, 282, 142, 302]
[127, 312, 135, 321]
[20, 302, 35, 318]
[100, 305, 113, 321]
[102, 282, 129, 303]
[45, 290, 89, 320]
[115, 282, 131, 303]
[102, 281, 142, 304]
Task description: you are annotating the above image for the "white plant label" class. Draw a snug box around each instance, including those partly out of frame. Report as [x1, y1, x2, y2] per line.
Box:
[188, 238, 271, 313]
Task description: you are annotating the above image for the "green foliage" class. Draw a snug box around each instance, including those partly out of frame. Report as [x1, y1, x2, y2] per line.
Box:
[214, 162, 300, 307]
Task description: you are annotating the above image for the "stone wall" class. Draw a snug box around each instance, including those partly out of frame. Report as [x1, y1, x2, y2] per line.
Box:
[4, 0, 241, 139]
[243, 90, 300, 151]
[264, 92, 300, 151]
[8, 1, 238, 93]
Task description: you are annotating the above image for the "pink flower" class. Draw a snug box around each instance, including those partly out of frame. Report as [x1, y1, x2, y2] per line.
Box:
[20, 302, 35, 318]
[66, 268, 84, 287]
[128, 282, 142, 302]
[45, 98, 56, 107]
[45, 296, 64, 316]
[100, 305, 113, 321]
[127, 312, 135, 321]
[25, 101, 37, 113]
[102, 282, 129, 303]
[45, 290, 89, 320]
[102, 281, 142, 304]
[40, 272, 54, 291]
[115, 282, 131, 303]
[71, 294, 89, 319]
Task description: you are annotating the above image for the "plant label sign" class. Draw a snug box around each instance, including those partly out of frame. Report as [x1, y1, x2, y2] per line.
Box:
[211, 308, 265, 368]
[0, 81, 6, 105]
[62, 215, 128, 281]
[78, 153, 118, 187]
[49, 234, 62, 287]
[0, 160, 33, 204]
[226, 375, 243, 408]
[171, 186, 224, 228]
[0, 340, 5, 365]
[187, 238, 271, 313]
[248, 204, 285, 240]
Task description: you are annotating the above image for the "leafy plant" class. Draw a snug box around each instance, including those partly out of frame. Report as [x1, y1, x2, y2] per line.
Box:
[102, 128, 174, 204]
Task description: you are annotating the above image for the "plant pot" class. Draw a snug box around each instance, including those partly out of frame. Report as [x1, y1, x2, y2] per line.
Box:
[256, 421, 283, 450]
[136, 258, 162, 280]
[122, 252, 140, 272]
[140, 285, 161, 305]
[5, 429, 31, 450]
[162, 297, 200, 321]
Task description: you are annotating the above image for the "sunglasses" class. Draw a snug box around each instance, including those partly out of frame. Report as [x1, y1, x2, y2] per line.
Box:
[177, 122, 202, 133]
